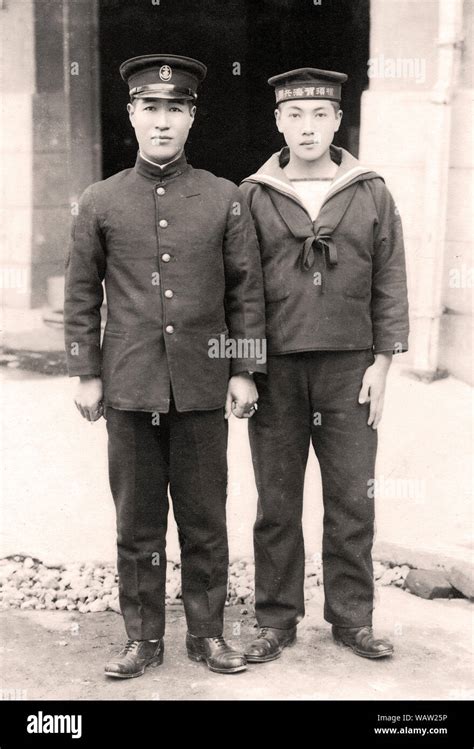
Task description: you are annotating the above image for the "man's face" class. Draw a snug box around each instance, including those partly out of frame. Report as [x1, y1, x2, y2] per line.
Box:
[128, 98, 196, 163]
[275, 99, 342, 161]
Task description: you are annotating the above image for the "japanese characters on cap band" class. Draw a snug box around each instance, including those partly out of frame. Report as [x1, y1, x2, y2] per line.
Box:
[275, 85, 338, 102]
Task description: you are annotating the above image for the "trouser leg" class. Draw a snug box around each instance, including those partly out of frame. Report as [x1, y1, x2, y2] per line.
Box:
[249, 355, 311, 629]
[168, 404, 229, 637]
[309, 351, 377, 627]
[106, 407, 169, 640]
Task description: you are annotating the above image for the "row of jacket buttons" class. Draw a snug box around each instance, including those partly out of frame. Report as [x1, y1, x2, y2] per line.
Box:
[156, 188, 173, 332]
[156, 187, 167, 229]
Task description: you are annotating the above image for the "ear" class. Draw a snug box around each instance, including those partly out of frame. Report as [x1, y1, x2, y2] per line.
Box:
[189, 104, 197, 126]
[275, 107, 283, 134]
[127, 102, 135, 127]
[334, 109, 343, 133]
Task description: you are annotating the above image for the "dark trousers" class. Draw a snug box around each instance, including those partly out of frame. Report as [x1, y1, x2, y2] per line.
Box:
[249, 350, 377, 629]
[106, 403, 228, 640]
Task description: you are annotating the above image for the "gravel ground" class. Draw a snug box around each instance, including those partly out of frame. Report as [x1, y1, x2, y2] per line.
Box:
[0, 554, 420, 615]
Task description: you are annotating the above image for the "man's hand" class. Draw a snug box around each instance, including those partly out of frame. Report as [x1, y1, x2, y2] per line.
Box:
[358, 353, 393, 430]
[225, 373, 259, 419]
[74, 376, 104, 422]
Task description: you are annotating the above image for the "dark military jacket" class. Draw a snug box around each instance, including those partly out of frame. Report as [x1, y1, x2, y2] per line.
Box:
[64, 152, 266, 412]
[240, 146, 409, 355]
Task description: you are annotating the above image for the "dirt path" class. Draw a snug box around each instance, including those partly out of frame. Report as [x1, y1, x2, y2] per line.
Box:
[1, 588, 472, 701]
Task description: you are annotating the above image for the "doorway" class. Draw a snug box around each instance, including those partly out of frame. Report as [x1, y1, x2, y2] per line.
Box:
[99, 0, 370, 183]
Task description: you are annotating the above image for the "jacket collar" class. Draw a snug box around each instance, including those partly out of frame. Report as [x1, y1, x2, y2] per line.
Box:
[134, 149, 189, 181]
[242, 145, 380, 207]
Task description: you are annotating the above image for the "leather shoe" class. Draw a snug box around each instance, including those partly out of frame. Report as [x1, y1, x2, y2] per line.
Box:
[186, 633, 247, 674]
[104, 638, 164, 678]
[245, 626, 297, 663]
[332, 625, 394, 659]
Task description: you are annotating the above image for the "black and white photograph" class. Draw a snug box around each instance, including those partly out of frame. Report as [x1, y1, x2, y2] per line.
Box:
[0, 0, 472, 741]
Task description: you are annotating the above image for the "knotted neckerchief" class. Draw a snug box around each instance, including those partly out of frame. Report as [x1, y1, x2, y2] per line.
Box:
[266, 183, 360, 291]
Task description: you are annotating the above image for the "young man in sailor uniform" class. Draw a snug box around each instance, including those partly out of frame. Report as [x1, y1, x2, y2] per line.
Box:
[64, 55, 266, 678]
[240, 68, 409, 662]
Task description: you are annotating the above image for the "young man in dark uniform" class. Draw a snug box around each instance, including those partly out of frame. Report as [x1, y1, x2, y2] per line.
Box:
[64, 55, 266, 678]
[240, 68, 409, 662]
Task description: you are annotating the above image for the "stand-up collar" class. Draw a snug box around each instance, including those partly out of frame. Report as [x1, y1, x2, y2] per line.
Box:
[134, 150, 189, 181]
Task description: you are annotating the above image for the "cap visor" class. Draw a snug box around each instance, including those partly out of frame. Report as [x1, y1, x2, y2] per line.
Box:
[132, 92, 195, 101]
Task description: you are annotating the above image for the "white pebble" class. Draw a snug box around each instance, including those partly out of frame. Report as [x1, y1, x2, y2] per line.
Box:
[89, 599, 108, 612]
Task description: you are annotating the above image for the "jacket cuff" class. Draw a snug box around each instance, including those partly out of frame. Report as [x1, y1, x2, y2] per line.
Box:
[66, 343, 101, 377]
[373, 338, 409, 354]
[231, 359, 267, 376]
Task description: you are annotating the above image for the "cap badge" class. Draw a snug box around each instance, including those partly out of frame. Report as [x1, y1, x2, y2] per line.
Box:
[159, 65, 172, 81]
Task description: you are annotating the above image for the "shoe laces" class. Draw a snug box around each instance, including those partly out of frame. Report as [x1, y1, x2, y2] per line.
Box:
[257, 627, 271, 639]
[209, 636, 227, 649]
[123, 639, 140, 654]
